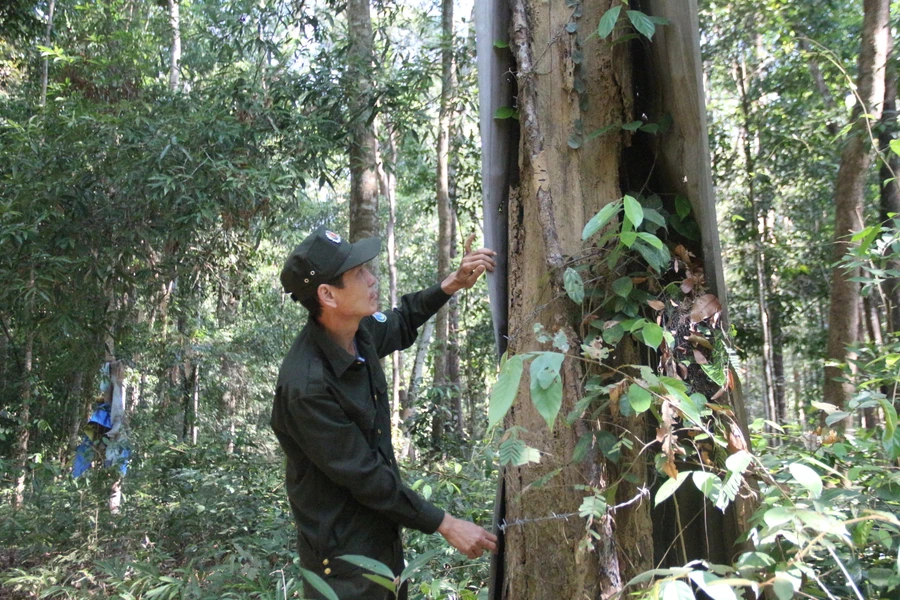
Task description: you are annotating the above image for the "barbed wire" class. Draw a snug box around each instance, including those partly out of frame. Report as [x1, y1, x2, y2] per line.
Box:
[497, 487, 650, 533]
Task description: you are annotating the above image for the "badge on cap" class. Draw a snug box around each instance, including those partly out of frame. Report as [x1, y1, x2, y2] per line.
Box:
[373, 311, 387, 323]
[325, 230, 342, 244]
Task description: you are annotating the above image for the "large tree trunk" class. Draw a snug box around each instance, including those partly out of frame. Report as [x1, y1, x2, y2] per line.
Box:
[823, 0, 890, 418]
[485, 1, 750, 597]
[346, 0, 380, 257]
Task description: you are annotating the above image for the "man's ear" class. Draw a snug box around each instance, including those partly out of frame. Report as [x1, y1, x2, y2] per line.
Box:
[318, 284, 338, 309]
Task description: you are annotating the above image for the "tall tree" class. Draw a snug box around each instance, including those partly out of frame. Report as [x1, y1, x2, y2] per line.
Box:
[823, 0, 890, 416]
[432, 0, 456, 447]
[480, 0, 751, 596]
[346, 0, 380, 252]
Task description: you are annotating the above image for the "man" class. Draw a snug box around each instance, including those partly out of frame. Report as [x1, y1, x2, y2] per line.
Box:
[271, 227, 498, 599]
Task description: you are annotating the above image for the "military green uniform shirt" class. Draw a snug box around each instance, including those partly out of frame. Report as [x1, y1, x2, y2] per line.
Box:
[271, 283, 450, 596]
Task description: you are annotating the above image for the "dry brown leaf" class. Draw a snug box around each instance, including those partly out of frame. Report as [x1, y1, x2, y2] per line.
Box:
[677, 363, 689, 378]
[726, 420, 748, 453]
[690, 294, 722, 323]
[647, 300, 666, 311]
[686, 334, 713, 349]
[711, 386, 727, 401]
[582, 314, 599, 327]
[632, 276, 648, 284]
[464, 232, 476, 254]
[674, 244, 693, 265]
[663, 457, 679, 479]
[674, 259, 680, 273]
[726, 367, 735, 391]
[693, 349, 709, 365]
[680, 277, 695, 294]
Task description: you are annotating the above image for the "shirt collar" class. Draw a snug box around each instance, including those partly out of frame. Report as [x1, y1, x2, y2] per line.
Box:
[306, 317, 358, 377]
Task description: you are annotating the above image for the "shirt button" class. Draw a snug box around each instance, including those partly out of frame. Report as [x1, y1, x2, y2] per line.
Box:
[324, 568, 332, 575]
[322, 559, 329, 566]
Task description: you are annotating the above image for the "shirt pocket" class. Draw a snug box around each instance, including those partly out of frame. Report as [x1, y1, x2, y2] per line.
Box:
[339, 392, 376, 432]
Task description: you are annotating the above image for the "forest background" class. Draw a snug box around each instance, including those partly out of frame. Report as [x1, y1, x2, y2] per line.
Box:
[2, 0, 900, 598]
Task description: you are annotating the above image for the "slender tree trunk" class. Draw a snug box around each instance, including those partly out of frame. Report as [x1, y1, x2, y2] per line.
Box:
[879, 38, 900, 332]
[346, 0, 380, 258]
[167, 0, 181, 91]
[192, 363, 199, 445]
[67, 370, 85, 453]
[39, 0, 55, 107]
[14, 268, 35, 508]
[824, 0, 890, 419]
[735, 52, 778, 431]
[403, 318, 434, 461]
[798, 37, 838, 136]
[378, 128, 404, 425]
[432, 0, 456, 447]
[772, 308, 786, 424]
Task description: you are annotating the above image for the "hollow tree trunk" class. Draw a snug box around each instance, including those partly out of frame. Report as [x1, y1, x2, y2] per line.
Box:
[824, 0, 890, 419]
[487, 1, 751, 597]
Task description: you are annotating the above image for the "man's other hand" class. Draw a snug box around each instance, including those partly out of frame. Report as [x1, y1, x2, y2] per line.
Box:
[437, 513, 499, 559]
[441, 234, 496, 295]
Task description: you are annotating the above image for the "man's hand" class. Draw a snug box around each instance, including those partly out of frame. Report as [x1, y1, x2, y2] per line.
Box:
[437, 513, 499, 559]
[441, 233, 497, 295]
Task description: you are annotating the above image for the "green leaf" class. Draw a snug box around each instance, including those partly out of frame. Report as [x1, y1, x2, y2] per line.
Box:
[789, 463, 823, 499]
[655, 472, 690, 506]
[598, 5, 621, 38]
[488, 354, 525, 429]
[583, 200, 621, 240]
[891, 139, 900, 156]
[300, 569, 339, 600]
[337, 555, 396, 580]
[725, 450, 752, 474]
[636, 232, 664, 249]
[579, 494, 608, 518]
[612, 276, 633, 297]
[515, 446, 541, 466]
[361, 574, 397, 592]
[641, 322, 663, 349]
[493, 40, 510, 49]
[688, 572, 738, 600]
[626, 10, 657, 40]
[623, 195, 644, 228]
[530, 352, 565, 430]
[675, 196, 691, 219]
[692, 472, 724, 506]
[564, 267, 585, 304]
[626, 383, 652, 414]
[622, 120, 643, 131]
[662, 579, 695, 600]
[494, 107, 517, 119]
[772, 574, 799, 600]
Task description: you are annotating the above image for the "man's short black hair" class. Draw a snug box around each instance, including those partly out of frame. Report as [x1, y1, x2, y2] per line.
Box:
[295, 271, 345, 320]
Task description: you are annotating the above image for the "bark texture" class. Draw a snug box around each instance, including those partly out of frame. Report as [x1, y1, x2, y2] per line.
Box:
[823, 0, 890, 414]
[346, 0, 380, 260]
[433, 0, 456, 447]
[167, 0, 181, 92]
[493, 0, 749, 596]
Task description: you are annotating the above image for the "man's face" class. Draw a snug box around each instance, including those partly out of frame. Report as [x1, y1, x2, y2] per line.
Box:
[328, 263, 378, 318]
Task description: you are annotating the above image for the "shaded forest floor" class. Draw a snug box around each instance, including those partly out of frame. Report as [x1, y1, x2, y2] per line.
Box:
[0, 431, 496, 599]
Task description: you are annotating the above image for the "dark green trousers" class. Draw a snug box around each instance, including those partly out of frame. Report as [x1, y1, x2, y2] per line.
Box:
[302, 536, 408, 600]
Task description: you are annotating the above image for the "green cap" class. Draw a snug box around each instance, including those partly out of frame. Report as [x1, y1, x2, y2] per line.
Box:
[280, 227, 380, 302]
